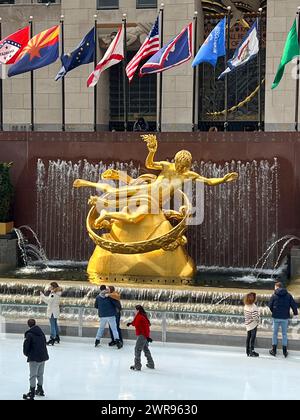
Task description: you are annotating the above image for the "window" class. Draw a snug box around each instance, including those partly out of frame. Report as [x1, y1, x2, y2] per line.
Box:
[109, 52, 157, 131]
[0, 1, 15, 3]
[136, 0, 157, 9]
[198, 13, 266, 131]
[97, 0, 119, 10]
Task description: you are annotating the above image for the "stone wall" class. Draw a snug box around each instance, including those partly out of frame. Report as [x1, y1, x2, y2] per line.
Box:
[0, 1, 203, 131]
[265, 0, 300, 131]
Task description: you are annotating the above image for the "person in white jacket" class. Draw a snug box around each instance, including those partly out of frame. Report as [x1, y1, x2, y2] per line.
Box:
[40, 282, 63, 346]
[244, 292, 260, 357]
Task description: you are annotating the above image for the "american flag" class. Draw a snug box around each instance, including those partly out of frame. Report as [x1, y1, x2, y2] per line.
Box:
[126, 16, 160, 82]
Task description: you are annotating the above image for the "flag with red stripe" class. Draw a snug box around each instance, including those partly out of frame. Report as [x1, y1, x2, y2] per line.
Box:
[87, 26, 124, 88]
[0, 26, 30, 65]
[126, 16, 160, 82]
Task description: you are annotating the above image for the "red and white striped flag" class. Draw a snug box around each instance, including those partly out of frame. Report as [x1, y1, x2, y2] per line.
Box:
[87, 26, 124, 88]
[126, 16, 160, 82]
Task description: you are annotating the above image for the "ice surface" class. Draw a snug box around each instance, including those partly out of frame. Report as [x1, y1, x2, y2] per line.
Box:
[1, 335, 300, 400]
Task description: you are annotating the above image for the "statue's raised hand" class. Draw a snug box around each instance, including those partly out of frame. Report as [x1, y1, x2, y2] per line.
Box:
[224, 172, 238, 183]
[141, 134, 157, 153]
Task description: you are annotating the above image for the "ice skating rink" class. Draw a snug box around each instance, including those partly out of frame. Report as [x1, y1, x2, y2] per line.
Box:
[1, 334, 300, 400]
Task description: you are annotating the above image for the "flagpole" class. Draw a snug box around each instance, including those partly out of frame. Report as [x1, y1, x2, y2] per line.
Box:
[94, 14, 98, 132]
[295, 6, 300, 132]
[192, 11, 198, 132]
[224, 6, 231, 132]
[122, 14, 128, 132]
[158, 3, 164, 132]
[0, 17, 3, 132]
[258, 8, 263, 132]
[60, 15, 65, 132]
[29, 16, 34, 131]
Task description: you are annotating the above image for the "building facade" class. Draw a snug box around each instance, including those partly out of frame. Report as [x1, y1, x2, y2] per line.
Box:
[0, 0, 297, 131]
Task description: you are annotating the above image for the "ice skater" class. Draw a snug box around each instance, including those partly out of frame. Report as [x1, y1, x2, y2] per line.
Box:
[23, 319, 49, 400]
[127, 305, 155, 371]
[94, 285, 123, 349]
[40, 282, 63, 346]
[244, 292, 260, 357]
[268, 282, 298, 358]
[107, 286, 123, 346]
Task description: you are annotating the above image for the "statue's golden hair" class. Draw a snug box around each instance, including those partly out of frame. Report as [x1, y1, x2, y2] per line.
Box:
[174, 150, 192, 172]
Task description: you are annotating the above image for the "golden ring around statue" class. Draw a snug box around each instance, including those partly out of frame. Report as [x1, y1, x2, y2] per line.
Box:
[86, 190, 191, 255]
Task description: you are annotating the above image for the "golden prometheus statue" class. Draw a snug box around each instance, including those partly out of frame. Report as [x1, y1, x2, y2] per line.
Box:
[73, 135, 238, 285]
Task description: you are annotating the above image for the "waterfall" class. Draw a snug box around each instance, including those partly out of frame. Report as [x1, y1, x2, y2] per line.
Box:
[36, 158, 279, 268]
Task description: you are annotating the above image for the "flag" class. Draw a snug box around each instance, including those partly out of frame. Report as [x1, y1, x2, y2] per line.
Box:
[55, 28, 95, 81]
[272, 19, 300, 89]
[126, 16, 159, 82]
[192, 18, 226, 68]
[8, 25, 60, 77]
[87, 26, 124, 88]
[218, 21, 259, 79]
[139, 23, 193, 76]
[0, 26, 30, 65]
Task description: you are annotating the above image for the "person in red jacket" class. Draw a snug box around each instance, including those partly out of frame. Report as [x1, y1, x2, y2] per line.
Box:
[127, 305, 155, 371]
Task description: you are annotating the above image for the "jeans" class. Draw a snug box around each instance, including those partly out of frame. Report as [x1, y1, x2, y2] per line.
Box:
[109, 313, 123, 343]
[96, 316, 119, 341]
[49, 315, 59, 338]
[272, 319, 289, 347]
[29, 361, 45, 388]
[246, 327, 257, 353]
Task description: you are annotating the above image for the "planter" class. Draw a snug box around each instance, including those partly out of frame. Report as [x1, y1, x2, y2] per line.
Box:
[0, 233, 17, 274]
[0, 222, 14, 235]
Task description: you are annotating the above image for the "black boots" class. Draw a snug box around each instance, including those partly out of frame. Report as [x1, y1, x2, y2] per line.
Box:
[146, 363, 155, 369]
[22, 387, 35, 400]
[283, 346, 288, 358]
[269, 345, 277, 357]
[35, 385, 45, 397]
[46, 337, 55, 346]
[54, 335, 60, 344]
[116, 339, 123, 349]
[95, 339, 122, 348]
[247, 350, 259, 357]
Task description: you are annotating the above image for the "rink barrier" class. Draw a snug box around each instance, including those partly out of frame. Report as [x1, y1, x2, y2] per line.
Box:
[1, 303, 300, 349]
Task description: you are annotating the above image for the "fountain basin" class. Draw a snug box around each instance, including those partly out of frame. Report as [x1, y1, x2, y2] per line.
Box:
[0, 259, 288, 290]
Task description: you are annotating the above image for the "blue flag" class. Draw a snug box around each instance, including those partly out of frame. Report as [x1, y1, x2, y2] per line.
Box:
[55, 28, 95, 81]
[140, 23, 193, 76]
[8, 26, 60, 77]
[192, 18, 226, 68]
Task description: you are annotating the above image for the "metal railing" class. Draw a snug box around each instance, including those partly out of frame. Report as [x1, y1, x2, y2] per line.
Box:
[0, 302, 278, 343]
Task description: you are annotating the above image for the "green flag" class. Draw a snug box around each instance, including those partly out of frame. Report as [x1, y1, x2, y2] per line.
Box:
[272, 19, 300, 89]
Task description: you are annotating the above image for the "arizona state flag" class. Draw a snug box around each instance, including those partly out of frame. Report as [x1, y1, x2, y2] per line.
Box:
[8, 25, 59, 77]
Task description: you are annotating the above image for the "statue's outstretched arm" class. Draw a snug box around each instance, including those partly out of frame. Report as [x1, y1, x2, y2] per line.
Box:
[188, 171, 238, 186]
[73, 179, 113, 193]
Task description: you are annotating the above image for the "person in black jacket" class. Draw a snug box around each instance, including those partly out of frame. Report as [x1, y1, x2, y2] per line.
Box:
[94, 285, 123, 349]
[22, 319, 49, 400]
[268, 282, 298, 358]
